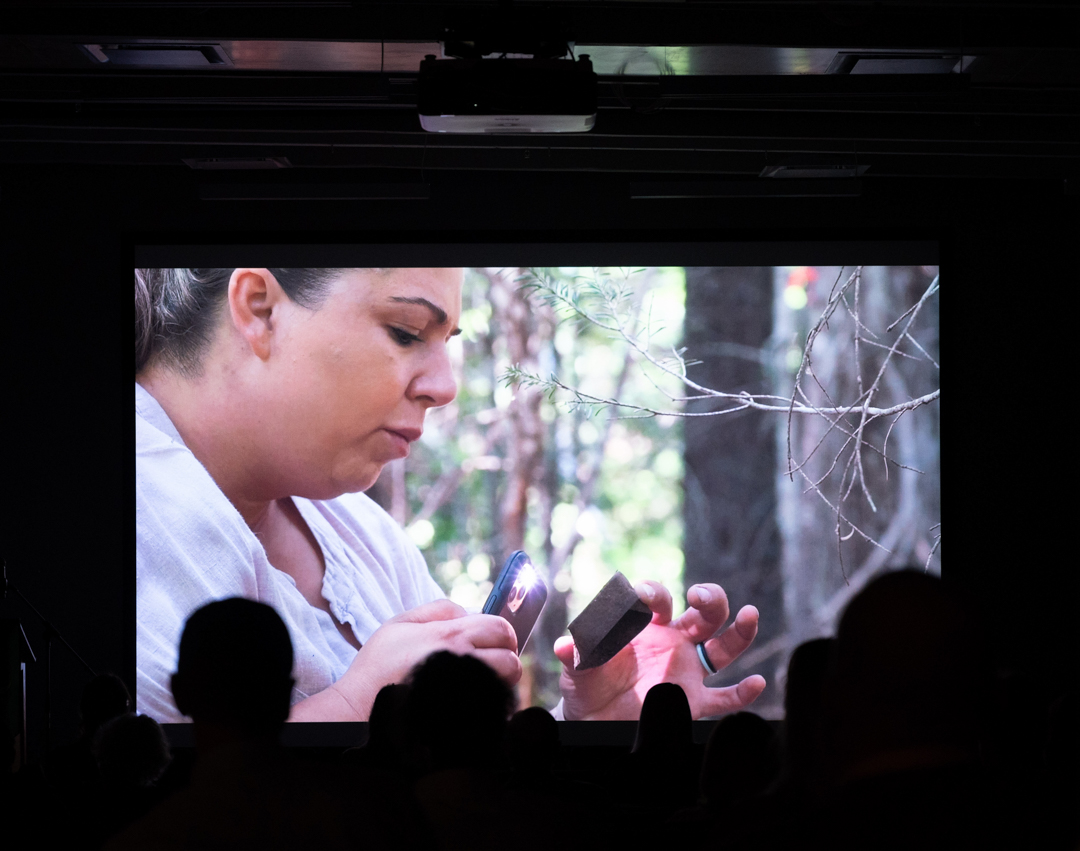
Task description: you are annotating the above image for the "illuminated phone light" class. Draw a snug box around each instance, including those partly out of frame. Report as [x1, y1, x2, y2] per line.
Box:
[507, 562, 540, 614]
[518, 562, 539, 588]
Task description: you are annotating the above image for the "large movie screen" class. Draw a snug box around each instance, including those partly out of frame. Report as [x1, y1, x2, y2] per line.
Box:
[134, 257, 940, 724]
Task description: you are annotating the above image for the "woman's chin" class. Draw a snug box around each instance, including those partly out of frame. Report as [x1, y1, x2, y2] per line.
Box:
[328, 464, 385, 497]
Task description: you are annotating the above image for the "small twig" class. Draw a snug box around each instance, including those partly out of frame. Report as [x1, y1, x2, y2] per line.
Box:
[886, 275, 939, 333]
[788, 267, 860, 479]
[881, 409, 908, 482]
[838, 442, 861, 504]
[903, 331, 940, 369]
[795, 465, 892, 556]
[857, 337, 921, 360]
[925, 530, 942, 572]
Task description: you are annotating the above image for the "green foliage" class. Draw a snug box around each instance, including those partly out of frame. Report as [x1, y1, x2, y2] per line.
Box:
[401, 266, 689, 625]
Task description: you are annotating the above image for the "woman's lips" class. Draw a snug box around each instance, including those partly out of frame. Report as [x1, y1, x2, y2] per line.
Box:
[385, 427, 422, 443]
[382, 427, 421, 457]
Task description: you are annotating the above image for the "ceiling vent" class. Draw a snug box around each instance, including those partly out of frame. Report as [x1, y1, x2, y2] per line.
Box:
[827, 52, 960, 75]
[761, 156, 869, 179]
[630, 180, 862, 199]
[198, 183, 430, 201]
[81, 43, 232, 68]
[183, 157, 291, 171]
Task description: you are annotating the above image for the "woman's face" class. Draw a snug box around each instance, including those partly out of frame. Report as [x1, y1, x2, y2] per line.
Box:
[248, 267, 463, 499]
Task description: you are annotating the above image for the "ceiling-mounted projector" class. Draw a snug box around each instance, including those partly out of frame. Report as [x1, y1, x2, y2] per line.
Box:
[418, 55, 597, 134]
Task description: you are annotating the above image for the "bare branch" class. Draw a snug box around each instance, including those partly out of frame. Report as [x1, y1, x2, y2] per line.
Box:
[795, 464, 892, 556]
[882, 409, 907, 482]
[925, 528, 942, 572]
[903, 331, 940, 369]
[505, 368, 938, 421]
[508, 263, 938, 587]
[788, 267, 861, 479]
[887, 275, 939, 333]
[856, 337, 922, 361]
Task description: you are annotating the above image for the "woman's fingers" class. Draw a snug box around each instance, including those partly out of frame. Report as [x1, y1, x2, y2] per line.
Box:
[636, 581, 674, 626]
[697, 674, 767, 717]
[456, 613, 519, 653]
[701, 605, 759, 671]
[674, 583, 732, 643]
[468, 648, 523, 685]
[388, 598, 468, 625]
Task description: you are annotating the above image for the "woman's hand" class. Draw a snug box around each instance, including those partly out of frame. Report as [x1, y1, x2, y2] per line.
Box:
[326, 599, 521, 720]
[554, 582, 766, 721]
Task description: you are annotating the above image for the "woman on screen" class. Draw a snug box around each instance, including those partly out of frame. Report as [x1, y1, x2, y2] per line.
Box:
[134, 267, 765, 722]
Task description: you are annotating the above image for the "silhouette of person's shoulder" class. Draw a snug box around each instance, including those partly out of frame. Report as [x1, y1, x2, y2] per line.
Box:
[107, 742, 430, 851]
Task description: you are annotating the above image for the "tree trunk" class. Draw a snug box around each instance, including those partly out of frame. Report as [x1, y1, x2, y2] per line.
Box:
[488, 267, 553, 707]
[682, 266, 784, 718]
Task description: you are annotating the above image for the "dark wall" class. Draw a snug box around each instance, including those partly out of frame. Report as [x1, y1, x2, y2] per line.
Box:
[2, 164, 1075, 756]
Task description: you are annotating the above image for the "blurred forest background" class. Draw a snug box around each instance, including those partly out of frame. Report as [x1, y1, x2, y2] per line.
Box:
[368, 265, 940, 718]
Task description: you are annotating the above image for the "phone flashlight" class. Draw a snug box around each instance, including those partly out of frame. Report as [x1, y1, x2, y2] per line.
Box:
[483, 551, 548, 654]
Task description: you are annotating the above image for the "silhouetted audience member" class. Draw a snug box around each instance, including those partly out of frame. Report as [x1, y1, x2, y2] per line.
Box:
[78, 712, 174, 844]
[404, 650, 515, 851]
[777, 636, 833, 791]
[95, 712, 171, 790]
[341, 681, 411, 776]
[46, 672, 132, 790]
[506, 705, 561, 781]
[699, 711, 779, 811]
[785, 568, 1006, 850]
[36, 673, 137, 848]
[171, 597, 295, 751]
[406, 649, 514, 774]
[669, 711, 778, 846]
[626, 682, 700, 832]
[108, 598, 427, 851]
[714, 638, 833, 849]
[505, 705, 628, 849]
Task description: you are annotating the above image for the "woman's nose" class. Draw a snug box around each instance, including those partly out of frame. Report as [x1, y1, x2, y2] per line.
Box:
[410, 346, 458, 408]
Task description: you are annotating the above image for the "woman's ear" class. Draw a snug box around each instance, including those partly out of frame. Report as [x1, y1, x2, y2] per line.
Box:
[227, 268, 286, 361]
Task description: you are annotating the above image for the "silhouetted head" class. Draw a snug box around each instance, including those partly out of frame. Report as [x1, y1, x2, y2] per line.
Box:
[633, 682, 692, 755]
[700, 711, 778, 807]
[827, 569, 985, 774]
[80, 673, 132, 738]
[171, 598, 294, 737]
[95, 712, 171, 788]
[405, 651, 515, 772]
[782, 637, 834, 780]
[365, 682, 411, 755]
[506, 706, 561, 775]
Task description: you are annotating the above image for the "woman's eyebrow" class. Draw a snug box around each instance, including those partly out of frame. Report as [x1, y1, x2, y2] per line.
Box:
[388, 296, 461, 335]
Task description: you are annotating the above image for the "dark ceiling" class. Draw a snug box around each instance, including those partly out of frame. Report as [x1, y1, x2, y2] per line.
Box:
[2, 1, 1077, 194]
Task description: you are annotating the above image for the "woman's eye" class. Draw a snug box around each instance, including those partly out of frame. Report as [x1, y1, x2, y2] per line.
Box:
[389, 327, 422, 346]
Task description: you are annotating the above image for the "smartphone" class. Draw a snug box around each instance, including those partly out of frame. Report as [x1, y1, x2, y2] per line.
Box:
[482, 550, 548, 655]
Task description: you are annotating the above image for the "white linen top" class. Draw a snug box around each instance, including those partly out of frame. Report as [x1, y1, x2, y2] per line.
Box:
[134, 382, 445, 722]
